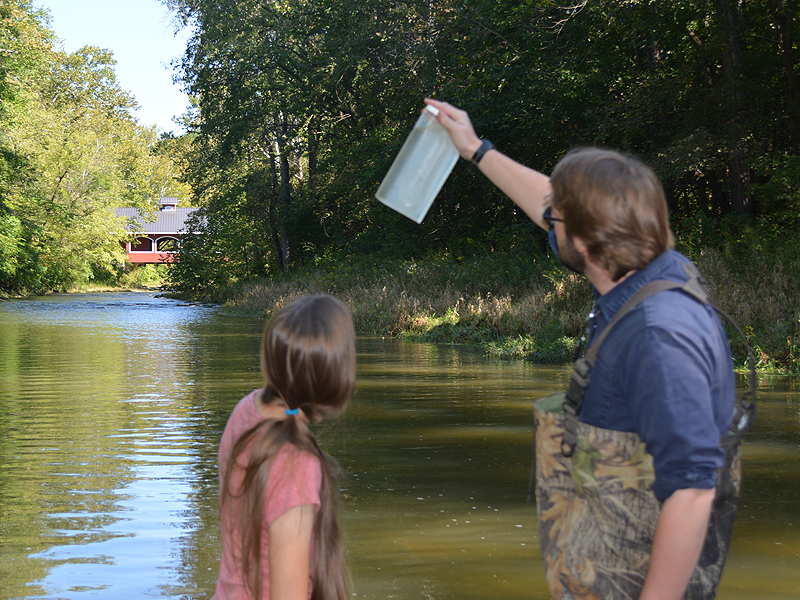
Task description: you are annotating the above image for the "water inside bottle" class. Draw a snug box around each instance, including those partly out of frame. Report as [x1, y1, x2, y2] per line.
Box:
[375, 108, 459, 224]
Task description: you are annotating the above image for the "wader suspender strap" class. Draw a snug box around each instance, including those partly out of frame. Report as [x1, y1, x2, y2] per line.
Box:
[559, 262, 757, 458]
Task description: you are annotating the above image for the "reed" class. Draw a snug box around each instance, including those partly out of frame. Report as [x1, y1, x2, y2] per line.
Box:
[217, 246, 800, 373]
[221, 253, 590, 364]
[694, 247, 800, 372]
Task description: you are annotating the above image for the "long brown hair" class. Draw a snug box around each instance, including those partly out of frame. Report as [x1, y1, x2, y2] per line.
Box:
[222, 295, 355, 600]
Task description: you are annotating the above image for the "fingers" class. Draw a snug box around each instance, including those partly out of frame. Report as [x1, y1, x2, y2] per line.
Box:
[424, 97, 454, 114]
[423, 97, 447, 111]
[424, 98, 464, 125]
[423, 98, 481, 159]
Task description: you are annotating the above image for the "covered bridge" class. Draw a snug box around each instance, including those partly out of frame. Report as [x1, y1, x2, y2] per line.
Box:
[116, 198, 199, 264]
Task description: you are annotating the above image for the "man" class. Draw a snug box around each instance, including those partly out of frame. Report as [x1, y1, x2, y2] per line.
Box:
[424, 99, 736, 600]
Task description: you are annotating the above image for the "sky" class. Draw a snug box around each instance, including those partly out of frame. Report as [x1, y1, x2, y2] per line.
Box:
[34, 0, 193, 134]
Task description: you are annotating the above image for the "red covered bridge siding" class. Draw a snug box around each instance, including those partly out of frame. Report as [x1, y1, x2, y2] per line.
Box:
[116, 198, 199, 264]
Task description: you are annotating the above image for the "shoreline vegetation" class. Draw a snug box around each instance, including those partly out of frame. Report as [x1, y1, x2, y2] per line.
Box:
[0, 264, 168, 299]
[178, 238, 800, 376]
[9, 234, 798, 376]
[5, 0, 800, 383]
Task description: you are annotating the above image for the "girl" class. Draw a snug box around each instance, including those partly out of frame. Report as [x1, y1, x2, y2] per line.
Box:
[214, 295, 355, 600]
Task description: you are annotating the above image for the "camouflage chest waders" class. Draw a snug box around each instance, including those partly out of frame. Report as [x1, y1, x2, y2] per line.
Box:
[532, 264, 756, 600]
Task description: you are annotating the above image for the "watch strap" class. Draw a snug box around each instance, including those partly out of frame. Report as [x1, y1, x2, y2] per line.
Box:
[469, 139, 495, 170]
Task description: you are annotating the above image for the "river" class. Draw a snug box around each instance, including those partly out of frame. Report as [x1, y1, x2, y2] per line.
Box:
[0, 292, 797, 599]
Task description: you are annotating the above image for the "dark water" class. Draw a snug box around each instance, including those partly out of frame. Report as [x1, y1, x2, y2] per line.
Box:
[0, 293, 797, 599]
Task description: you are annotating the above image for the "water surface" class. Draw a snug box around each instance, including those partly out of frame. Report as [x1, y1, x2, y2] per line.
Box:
[0, 292, 797, 599]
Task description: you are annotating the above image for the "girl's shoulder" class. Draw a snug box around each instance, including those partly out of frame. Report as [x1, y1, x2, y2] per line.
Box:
[219, 389, 264, 447]
[266, 443, 324, 522]
[272, 442, 323, 476]
[229, 388, 264, 423]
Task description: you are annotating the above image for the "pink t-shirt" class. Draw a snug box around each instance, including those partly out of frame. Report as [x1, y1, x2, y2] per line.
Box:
[215, 390, 322, 599]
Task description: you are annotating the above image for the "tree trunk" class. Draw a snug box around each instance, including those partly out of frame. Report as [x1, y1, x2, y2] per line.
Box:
[714, 0, 755, 217]
[307, 115, 318, 198]
[772, 1, 800, 151]
[275, 113, 292, 272]
[268, 148, 285, 274]
[728, 151, 753, 217]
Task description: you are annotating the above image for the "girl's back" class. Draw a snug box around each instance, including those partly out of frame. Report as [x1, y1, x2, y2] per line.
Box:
[216, 391, 322, 599]
[213, 295, 354, 600]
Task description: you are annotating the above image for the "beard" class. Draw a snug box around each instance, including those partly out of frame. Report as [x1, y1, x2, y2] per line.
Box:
[560, 233, 586, 273]
[557, 232, 586, 274]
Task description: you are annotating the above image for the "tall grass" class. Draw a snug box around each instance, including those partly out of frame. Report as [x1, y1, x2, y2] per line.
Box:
[214, 243, 800, 373]
[220, 252, 590, 364]
[693, 247, 800, 372]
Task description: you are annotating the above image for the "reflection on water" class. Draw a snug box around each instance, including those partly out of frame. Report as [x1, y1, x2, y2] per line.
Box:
[722, 375, 800, 599]
[333, 339, 568, 600]
[0, 293, 797, 599]
[0, 293, 258, 598]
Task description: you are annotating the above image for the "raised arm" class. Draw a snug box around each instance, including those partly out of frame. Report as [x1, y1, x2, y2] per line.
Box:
[424, 98, 552, 230]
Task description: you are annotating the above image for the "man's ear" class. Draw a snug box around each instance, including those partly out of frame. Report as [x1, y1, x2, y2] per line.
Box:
[571, 235, 589, 256]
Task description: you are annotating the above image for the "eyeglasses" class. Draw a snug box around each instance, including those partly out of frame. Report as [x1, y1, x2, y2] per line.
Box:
[543, 206, 564, 230]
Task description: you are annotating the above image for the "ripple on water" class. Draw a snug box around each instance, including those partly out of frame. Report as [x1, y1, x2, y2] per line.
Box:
[0, 297, 798, 599]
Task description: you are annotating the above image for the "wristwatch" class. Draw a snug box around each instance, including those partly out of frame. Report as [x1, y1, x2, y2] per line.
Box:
[469, 139, 495, 172]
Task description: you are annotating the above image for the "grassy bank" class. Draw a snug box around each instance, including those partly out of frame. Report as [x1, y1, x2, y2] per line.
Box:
[0, 264, 169, 298]
[215, 251, 592, 363]
[202, 242, 800, 374]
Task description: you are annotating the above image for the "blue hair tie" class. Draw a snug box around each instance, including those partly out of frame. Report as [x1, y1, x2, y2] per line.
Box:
[285, 408, 299, 416]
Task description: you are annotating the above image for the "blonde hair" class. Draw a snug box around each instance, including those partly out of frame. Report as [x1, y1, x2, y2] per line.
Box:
[551, 148, 674, 281]
[222, 295, 355, 600]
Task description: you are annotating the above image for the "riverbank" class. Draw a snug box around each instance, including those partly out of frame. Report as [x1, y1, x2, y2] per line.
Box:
[0, 284, 162, 299]
[213, 251, 590, 363]
[204, 243, 800, 374]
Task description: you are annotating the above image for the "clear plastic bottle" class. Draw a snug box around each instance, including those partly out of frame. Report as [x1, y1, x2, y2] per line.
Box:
[375, 105, 459, 224]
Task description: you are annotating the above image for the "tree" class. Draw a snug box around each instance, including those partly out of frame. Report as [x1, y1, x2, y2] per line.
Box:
[0, 0, 52, 284]
[7, 46, 140, 288]
[164, 0, 800, 293]
[0, 26, 191, 293]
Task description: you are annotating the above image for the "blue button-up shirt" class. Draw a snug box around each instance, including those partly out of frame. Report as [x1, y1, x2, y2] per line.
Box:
[580, 250, 736, 500]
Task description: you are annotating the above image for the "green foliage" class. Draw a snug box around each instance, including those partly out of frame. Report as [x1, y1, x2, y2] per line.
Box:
[210, 245, 595, 363]
[166, 201, 264, 298]
[751, 154, 800, 231]
[0, 4, 191, 294]
[0, 213, 22, 278]
[4, 44, 137, 292]
[119, 264, 169, 288]
[679, 215, 800, 373]
[163, 0, 800, 297]
[207, 234, 800, 373]
[156, 0, 800, 375]
[484, 332, 579, 364]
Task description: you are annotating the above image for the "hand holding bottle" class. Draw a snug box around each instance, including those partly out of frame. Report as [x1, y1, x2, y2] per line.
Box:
[424, 98, 552, 230]
[423, 98, 483, 160]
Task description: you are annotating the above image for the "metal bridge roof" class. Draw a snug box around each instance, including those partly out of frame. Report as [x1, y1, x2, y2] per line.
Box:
[115, 206, 199, 235]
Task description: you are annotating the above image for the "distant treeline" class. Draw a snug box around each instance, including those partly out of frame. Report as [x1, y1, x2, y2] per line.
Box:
[0, 1, 189, 295]
[4, 0, 800, 355]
